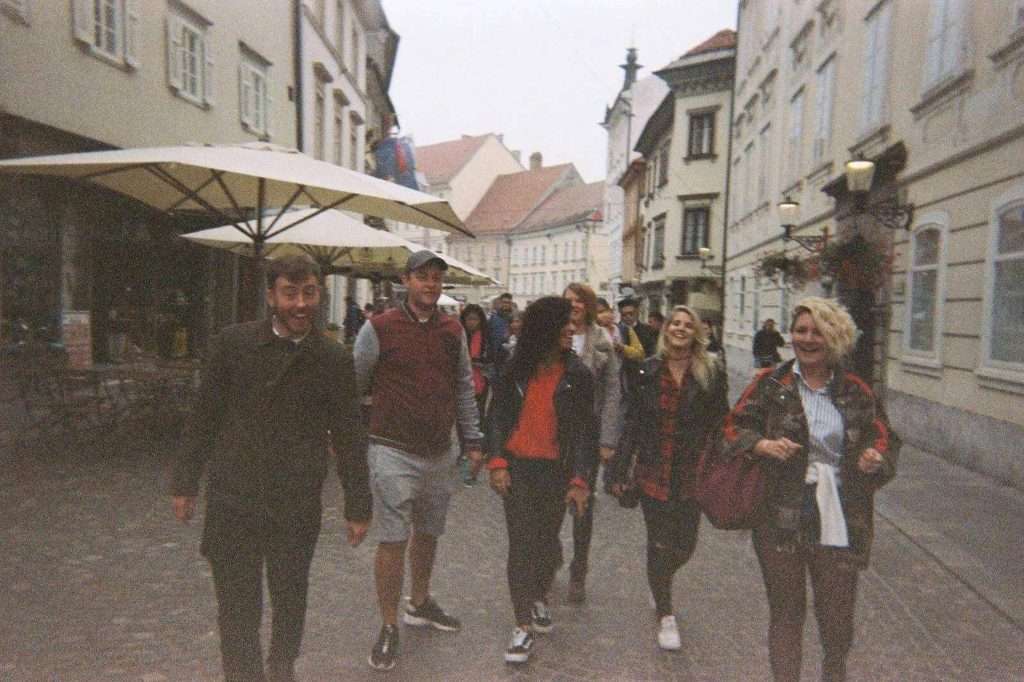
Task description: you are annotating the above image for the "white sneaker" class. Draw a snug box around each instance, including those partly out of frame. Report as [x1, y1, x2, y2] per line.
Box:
[505, 627, 534, 664]
[657, 615, 681, 650]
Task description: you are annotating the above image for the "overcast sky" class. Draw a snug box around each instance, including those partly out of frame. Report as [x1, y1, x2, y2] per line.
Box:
[382, 1, 737, 183]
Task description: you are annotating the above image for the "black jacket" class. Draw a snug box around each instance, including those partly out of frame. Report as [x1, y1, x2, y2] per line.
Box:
[611, 355, 729, 499]
[172, 320, 370, 555]
[487, 352, 597, 485]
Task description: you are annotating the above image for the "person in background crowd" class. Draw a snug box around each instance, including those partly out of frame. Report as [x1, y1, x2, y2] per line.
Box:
[610, 305, 728, 650]
[723, 297, 900, 682]
[460, 303, 495, 486]
[704, 320, 724, 356]
[502, 310, 524, 358]
[488, 293, 515, 361]
[559, 283, 622, 603]
[363, 302, 376, 321]
[752, 318, 786, 368]
[647, 311, 665, 336]
[597, 296, 644, 397]
[344, 296, 365, 342]
[487, 296, 595, 664]
[618, 297, 658, 358]
[171, 255, 370, 682]
[354, 250, 482, 672]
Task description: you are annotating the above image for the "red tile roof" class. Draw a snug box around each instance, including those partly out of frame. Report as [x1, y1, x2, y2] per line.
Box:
[464, 164, 576, 235]
[683, 29, 737, 57]
[415, 134, 491, 185]
[516, 181, 605, 233]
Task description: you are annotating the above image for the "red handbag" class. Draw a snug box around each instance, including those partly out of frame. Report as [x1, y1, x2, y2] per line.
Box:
[694, 446, 770, 530]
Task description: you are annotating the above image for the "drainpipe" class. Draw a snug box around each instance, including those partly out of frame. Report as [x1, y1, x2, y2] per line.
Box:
[719, 6, 741, 331]
[293, 0, 304, 151]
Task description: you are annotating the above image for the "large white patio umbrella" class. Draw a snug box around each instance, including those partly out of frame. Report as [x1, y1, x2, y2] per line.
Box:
[0, 142, 472, 310]
[181, 208, 497, 286]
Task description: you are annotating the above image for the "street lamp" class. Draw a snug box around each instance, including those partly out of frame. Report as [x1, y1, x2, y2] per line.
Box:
[777, 195, 828, 252]
[844, 153, 914, 230]
[697, 246, 723, 275]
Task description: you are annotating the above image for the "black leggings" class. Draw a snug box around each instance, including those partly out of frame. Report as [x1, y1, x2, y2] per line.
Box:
[640, 495, 701, 617]
[502, 458, 568, 625]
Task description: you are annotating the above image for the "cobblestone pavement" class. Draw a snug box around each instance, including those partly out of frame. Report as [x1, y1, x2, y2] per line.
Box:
[1, 433, 1023, 681]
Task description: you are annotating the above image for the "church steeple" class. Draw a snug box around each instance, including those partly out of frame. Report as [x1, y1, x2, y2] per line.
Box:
[620, 47, 641, 91]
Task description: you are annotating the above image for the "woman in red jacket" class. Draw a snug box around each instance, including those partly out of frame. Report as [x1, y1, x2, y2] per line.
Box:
[487, 296, 595, 665]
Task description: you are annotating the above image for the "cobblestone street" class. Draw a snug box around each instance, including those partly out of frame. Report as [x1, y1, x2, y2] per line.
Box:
[1, 431, 1023, 681]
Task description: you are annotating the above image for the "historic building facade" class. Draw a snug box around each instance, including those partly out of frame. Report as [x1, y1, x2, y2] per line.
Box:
[726, 0, 1024, 487]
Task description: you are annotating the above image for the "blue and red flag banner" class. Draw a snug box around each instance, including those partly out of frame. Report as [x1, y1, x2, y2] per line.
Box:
[373, 136, 420, 190]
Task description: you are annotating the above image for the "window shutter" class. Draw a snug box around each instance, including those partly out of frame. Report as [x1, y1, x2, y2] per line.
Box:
[942, 0, 967, 76]
[239, 64, 251, 127]
[166, 18, 183, 91]
[203, 43, 215, 106]
[72, 0, 92, 44]
[265, 86, 274, 139]
[124, 0, 140, 68]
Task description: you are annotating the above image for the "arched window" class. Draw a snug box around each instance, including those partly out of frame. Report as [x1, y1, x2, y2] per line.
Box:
[985, 200, 1024, 367]
[904, 218, 946, 360]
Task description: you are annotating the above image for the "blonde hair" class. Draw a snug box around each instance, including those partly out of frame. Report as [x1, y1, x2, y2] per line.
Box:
[789, 296, 858, 365]
[656, 305, 719, 389]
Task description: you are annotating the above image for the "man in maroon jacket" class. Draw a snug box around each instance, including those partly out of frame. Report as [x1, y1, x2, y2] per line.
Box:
[354, 250, 483, 671]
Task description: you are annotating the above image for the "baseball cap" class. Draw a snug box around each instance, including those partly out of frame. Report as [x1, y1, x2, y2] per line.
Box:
[405, 250, 448, 273]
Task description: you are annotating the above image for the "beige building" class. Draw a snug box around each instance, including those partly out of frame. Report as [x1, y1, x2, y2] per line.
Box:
[1, 0, 295, 358]
[395, 133, 523, 256]
[507, 181, 607, 309]
[600, 49, 670, 300]
[298, 0, 399, 321]
[727, 0, 1024, 487]
[633, 30, 736, 324]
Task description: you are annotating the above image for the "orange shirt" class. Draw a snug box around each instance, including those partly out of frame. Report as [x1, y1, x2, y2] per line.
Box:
[504, 362, 565, 461]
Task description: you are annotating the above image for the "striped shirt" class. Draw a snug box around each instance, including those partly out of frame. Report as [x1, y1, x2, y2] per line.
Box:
[793, 361, 845, 477]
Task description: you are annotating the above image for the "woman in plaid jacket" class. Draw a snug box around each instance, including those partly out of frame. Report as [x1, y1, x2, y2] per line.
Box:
[722, 297, 900, 682]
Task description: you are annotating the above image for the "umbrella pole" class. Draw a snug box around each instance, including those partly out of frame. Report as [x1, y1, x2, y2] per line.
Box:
[254, 237, 267, 320]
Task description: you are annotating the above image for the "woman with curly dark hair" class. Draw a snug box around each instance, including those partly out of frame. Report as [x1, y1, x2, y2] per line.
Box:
[487, 296, 596, 665]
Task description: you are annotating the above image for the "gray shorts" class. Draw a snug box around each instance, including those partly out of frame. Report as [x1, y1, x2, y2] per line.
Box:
[368, 441, 458, 543]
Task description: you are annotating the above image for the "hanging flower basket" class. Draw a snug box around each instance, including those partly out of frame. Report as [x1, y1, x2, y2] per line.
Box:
[816, 234, 891, 290]
[754, 250, 812, 289]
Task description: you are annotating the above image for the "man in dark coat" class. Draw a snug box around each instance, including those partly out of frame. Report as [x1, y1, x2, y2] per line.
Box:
[171, 255, 370, 682]
[752, 318, 786, 367]
[617, 297, 658, 358]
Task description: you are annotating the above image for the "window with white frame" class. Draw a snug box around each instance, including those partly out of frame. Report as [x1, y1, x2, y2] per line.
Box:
[787, 89, 804, 185]
[652, 215, 666, 270]
[1017, 0, 1024, 28]
[731, 156, 742, 222]
[681, 207, 709, 255]
[335, 0, 346, 55]
[72, 0, 139, 67]
[166, 7, 213, 106]
[743, 142, 755, 216]
[924, 0, 968, 89]
[861, 0, 892, 134]
[313, 78, 326, 160]
[739, 276, 747, 319]
[239, 49, 270, 137]
[348, 111, 361, 170]
[688, 111, 715, 158]
[985, 199, 1024, 367]
[905, 222, 945, 356]
[658, 140, 671, 187]
[812, 56, 836, 164]
[332, 94, 345, 164]
[758, 124, 772, 204]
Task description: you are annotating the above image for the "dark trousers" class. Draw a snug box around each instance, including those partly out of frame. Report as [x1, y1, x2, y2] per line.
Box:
[753, 528, 859, 682]
[567, 460, 600, 582]
[503, 458, 567, 625]
[206, 518, 320, 682]
[641, 495, 701, 617]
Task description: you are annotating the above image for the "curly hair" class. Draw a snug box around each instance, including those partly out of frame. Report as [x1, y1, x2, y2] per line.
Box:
[563, 282, 597, 325]
[789, 296, 858, 365]
[508, 296, 572, 382]
[655, 305, 719, 389]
